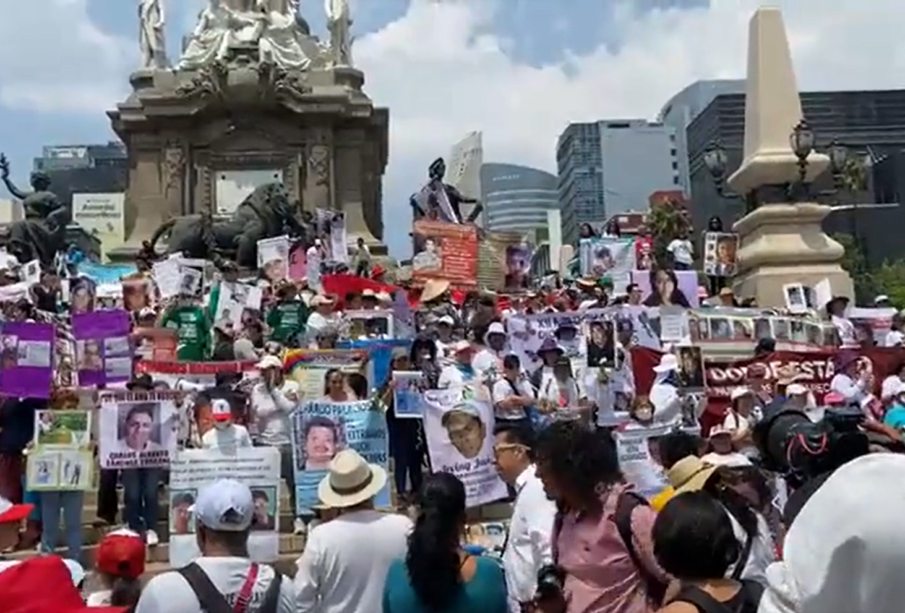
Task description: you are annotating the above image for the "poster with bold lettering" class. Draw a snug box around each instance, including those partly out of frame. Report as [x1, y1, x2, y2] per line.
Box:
[615, 426, 670, 499]
[412, 220, 478, 287]
[168, 447, 281, 567]
[422, 389, 507, 508]
[72, 309, 133, 387]
[290, 400, 390, 515]
[98, 391, 179, 469]
[0, 321, 54, 399]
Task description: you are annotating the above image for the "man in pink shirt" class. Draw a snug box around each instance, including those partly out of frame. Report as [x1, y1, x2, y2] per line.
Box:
[532, 423, 670, 613]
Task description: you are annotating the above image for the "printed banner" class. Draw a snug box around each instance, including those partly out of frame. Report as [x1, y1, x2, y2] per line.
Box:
[98, 391, 180, 469]
[412, 220, 478, 287]
[212, 282, 263, 331]
[283, 350, 370, 400]
[26, 408, 93, 491]
[689, 310, 832, 350]
[631, 269, 700, 308]
[257, 235, 290, 284]
[135, 360, 259, 388]
[290, 400, 390, 515]
[422, 389, 507, 508]
[168, 447, 281, 567]
[392, 371, 424, 418]
[631, 347, 905, 431]
[579, 237, 635, 290]
[72, 309, 133, 387]
[0, 322, 54, 399]
[703, 232, 739, 277]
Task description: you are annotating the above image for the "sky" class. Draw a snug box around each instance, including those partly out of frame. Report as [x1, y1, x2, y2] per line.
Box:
[0, 0, 904, 257]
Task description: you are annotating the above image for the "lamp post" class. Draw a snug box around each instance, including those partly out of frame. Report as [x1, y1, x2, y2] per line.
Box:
[703, 141, 752, 213]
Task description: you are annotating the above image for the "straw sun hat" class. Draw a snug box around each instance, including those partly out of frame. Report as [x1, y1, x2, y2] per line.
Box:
[666, 455, 718, 494]
[420, 279, 450, 304]
[317, 449, 387, 508]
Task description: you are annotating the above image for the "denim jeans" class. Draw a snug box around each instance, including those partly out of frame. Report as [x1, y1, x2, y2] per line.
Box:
[122, 468, 160, 534]
[39, 491, 84, 561]
[388, 421, 423, 498]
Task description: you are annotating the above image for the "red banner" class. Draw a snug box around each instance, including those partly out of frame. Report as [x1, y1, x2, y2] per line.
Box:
[412, 220, 478, 287]
[631, 347, 905, 431]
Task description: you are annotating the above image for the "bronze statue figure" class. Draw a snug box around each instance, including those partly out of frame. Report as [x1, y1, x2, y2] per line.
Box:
[0, 153, 71, 266]
[409, 157, 482, 224]
[147, 181, 314, 268]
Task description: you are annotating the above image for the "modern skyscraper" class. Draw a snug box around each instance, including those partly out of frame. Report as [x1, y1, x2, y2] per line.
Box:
[446, 131, 483, 225]
[659, 79, 746, 195]
[31, 142, 128, 208]
[480, 163, 557, 236]
[557, 120, 680, 245]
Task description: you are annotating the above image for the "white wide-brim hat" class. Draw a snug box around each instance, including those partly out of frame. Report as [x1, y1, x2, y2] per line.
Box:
[653, 353, 679, 373]
[317, 449, 387, 509]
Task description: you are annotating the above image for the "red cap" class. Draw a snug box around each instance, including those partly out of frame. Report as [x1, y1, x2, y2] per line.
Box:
[0, 556, 127, 613]
[0, 496, 33, 524]
[95, 529, 146, 580]
[211, 398, 233, 422]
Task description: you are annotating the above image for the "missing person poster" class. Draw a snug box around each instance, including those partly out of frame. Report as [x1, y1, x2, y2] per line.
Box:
[290, 400, 390, 515]
[422, 389, 506, 508]
[168, 447, 281, 567]
[26, 409, 93, 491]
[72, 309, 133, 387]
[283, 349, 371, 399]
[98, 391, 180, 469]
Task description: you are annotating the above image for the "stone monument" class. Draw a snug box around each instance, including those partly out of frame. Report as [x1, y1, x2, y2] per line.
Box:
[107, 0, 388, 262]
[728, 7, 853, 306]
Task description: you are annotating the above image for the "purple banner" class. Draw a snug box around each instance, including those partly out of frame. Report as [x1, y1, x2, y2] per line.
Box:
[0, 322, 55, 399]
[72, 310, 133, 388]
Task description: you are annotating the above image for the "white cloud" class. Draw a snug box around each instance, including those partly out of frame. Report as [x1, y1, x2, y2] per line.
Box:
[3, 0, 904, 254]
[354, 0, 905, 253]
[0, 0, 133, 112]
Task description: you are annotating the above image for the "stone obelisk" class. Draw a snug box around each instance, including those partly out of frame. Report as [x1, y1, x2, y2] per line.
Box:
[729, 7, 853, 307]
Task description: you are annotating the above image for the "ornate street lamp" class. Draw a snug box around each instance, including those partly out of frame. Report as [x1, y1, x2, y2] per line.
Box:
[790, 119, 814, 186]
[703, 141, 729, 190]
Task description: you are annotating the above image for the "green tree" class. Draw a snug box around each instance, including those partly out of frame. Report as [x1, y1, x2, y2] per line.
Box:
[833, 232, 875, 304]
[870, 260, 905, 309]
[646, 199, 691, 269]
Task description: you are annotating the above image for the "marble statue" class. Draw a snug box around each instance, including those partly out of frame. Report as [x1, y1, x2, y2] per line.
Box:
[178, 0, 312, 70]
[259, 0, 311, 69]
[139, 0, 169, 69]
[0, 154, 71, 266]
[324, 0, 353, 67]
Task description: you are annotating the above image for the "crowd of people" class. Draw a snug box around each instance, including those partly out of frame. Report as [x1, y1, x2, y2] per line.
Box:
[0, 219, 900, 613]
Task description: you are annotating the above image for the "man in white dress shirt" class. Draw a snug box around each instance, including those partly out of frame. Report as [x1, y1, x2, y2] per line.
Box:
[493, 424, 555, 613]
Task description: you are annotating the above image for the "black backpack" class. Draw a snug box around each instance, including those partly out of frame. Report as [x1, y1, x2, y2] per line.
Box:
[670, 580, 764, 613]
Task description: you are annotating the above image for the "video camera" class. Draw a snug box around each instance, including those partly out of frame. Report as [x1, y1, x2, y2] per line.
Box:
[535, 564, 566, 602]
[752, 403, 869, 488]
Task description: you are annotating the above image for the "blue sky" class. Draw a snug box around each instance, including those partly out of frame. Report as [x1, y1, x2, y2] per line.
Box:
[0, 0, 899, 257]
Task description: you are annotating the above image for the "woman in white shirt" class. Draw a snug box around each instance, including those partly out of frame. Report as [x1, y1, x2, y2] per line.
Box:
[535, 355, 580, 420]
[490, 354, 535, 428]
[827, 295, 858, 348]
[829, 350, 874, 410]
[667, 231, 694, 270]
[881, 360, 905, 403]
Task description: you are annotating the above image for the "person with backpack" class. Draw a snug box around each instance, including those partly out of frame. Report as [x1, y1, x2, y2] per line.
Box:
[653, 491, 763, 613]
[135, 479, 296, 613]
[533, 422, 670, 613]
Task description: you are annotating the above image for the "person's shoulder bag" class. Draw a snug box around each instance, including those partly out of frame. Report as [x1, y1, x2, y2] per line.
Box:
[177, 562, 283, 613]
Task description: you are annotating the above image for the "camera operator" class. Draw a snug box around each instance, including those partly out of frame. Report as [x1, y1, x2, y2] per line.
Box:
[532, 422, 669, 613]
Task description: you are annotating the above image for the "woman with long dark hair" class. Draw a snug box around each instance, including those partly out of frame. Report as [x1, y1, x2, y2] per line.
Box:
[383, 473, 507, 613]
[643, 268, 692, 307]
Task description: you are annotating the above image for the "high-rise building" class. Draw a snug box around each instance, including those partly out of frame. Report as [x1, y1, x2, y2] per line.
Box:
[446, 132, 483, 225]
[685, 88, 905, 234]
[659, 79, 745, 195]
[480, 163, 557, 236]
[557, 120, 680, 245]
[31, 142, 128, 208]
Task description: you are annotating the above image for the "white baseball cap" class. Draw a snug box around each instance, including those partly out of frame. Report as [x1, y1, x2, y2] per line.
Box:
[211, 398, 232, 422]
[190, 479, 254, 532]
[786, 383, 808, 396]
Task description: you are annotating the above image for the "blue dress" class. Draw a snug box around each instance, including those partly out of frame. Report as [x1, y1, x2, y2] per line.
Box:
[383, 556, 508, 613]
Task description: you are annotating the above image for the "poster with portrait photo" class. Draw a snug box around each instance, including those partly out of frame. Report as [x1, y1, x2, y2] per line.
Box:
[772, 317, 791, 343]
[315, 209, 349, 264]
[169, 447, 280, 567]
[504, 243, 532, 291]
[585, 317, 616, 368]
[122, 277, 150, 312]
[676, 346, 705, 391]
[688, 315, 710, 342]
[411, 233, 443, 273]
[753, 317, 772, 341]
[703, 232, 739, 277]
[421, 389, 507, 508]
[708, 317, 733, 340]
[98, 392, 179, 469]
[631, 269, 699, 308]
[290, 400, 390, 515]
[178, 266, 202, 297]
[72, 309, 133, 387]
[69, 277, 96, 315]
[257, 235, 290, 283]
[393, 371, 424, 418]
[213, 282, 263, 332]
[343, 309, 393, 340]
[783, 283, 808, 314]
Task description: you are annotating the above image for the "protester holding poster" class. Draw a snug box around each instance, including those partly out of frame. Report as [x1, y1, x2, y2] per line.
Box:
[0, 321, 55, 399]
[422, 389, 506, 507]
[72, 309, 132, 387]
[290, 399, 390, 515]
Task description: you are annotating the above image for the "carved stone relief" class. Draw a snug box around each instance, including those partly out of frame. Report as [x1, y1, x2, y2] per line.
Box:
[303, 129, 333, 211]
[308, 145, 330, 188]
[162, 144, 185, 199]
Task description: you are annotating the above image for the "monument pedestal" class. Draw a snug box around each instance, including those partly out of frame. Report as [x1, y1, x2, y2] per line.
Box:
[107, 56, 389, 260]
[731, 203, 853, 307]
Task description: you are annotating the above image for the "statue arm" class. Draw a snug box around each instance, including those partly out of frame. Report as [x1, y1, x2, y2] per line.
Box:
[1, 177, 26, 201]
[447, 184, 477, 204]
